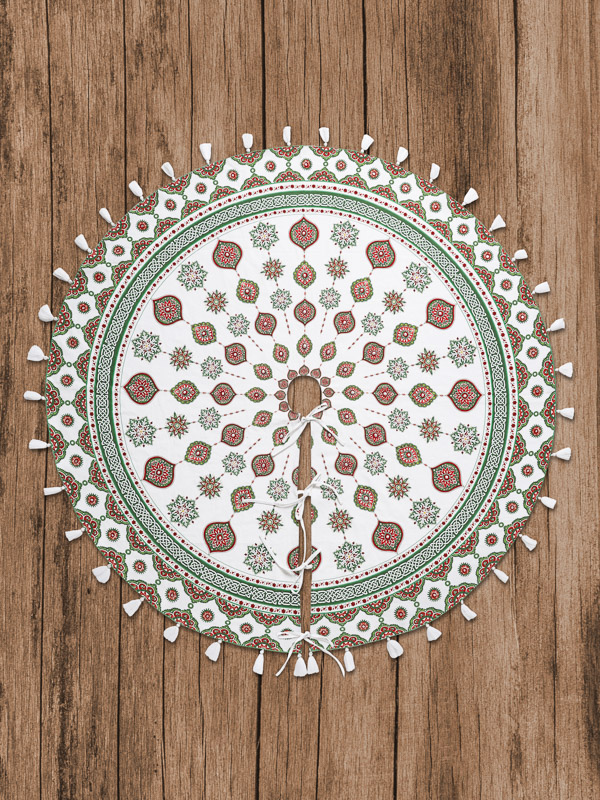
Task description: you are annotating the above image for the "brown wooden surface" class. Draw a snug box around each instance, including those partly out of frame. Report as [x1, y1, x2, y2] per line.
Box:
[1, 0, 598, 797]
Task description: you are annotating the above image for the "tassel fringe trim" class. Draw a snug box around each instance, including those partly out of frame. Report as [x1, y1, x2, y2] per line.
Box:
[28, 345, 48, 361]
[164, 623, 180, 642]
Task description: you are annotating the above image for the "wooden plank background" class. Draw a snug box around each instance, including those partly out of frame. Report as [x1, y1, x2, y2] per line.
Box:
[1, 0, 598, 797]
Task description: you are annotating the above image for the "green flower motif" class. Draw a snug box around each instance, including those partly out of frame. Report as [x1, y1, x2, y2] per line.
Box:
[132, 330, 161, 362]
[166, 413, 188, 438]
[419, 417, 442, 442]
[270, 288, 292, 311]
[320, 477, 343, 501]
[126, 416, 156, 447]
[403, 262, 431, 293]
[333, 541, 365, 572]
[227, 314, 250, 337]
[258, 509, 282, 534]
[170, 345, 192, 371]
[327, 256, 349, 280]
[388, 408, 410, 432]
[386, 356, 409, 381]
[331, 221, 359, 249]
[198, 407, 221, 430]
[244, 543, 273, 574]
[319, 287, 341, 310]
[451, 423, 480, 454]
[409, 498, 440, 529]
[418, 349, 439, 374]
[328, 508, 353, 533]
[201, 356, 223, 380]
[205, 290, 228, 313]
[250, 222, 278, 249]
[383, 290, 404, 313]
[361, 312, 383, 336]
[364, 452, 387, 476]
[198, 474, 222, 498]
[267, 478, 290, 502]
[167, 495, 198, 528]
[262, 257, 284, 280]
[447, 336, 476, 368]
[177, 261, 207, 290]
[388, 475, 410, 500]
[222, 452, 246, 476]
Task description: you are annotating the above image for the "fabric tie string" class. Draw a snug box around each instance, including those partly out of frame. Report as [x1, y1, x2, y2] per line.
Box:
[276, 630, 345, 677]
[274, 402, 344, 457]
[251, 473, 337, 585]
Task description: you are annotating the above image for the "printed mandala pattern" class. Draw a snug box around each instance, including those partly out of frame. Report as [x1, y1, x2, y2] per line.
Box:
[44, 146, 555, 653]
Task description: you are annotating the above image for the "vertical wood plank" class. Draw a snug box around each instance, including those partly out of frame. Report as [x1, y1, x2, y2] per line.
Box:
[0, 0, 50, 797]
[120, 2, 192, 798]
[41, 1, 125, 798]
[261, 3, 397, 800]
[515, 0, 598, 797]
[163, 4, 265, 800]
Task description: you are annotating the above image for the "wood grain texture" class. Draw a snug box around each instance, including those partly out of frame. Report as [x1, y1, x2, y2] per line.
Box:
[1, 1, 598, 798]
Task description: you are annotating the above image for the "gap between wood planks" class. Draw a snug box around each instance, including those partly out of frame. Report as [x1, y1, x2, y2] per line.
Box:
[287, 375, 322, 648]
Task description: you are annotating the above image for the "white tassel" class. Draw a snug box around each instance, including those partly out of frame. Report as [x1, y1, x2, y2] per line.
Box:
[460, 601, 477, 621]
[242, 133, 253, 153]
[24, 390, 43, 401]
[253, 649, 265, 675]
[490, 214, 506, 231]
[533, 281, 550, 294]
[343, 647, 355, 672]
[520, 533, 538, 551]
[558, 407, 574, 419]
[28, 345, 48, 362]
[283, 125, 291, 146]
[429, 163, 440, 181]
[92, 565, 111, 584]
[387, 639, 404, 658]
[319, 127, 330, 145]
[99, 207, 114, 226]
[29, 439, 50, 450]
[395, 146, 408, 164]
[360, 134, 374, 153]
[549, 318, 565, 332]
[128, 180, 144, 200]
[199, 142, 212, 164]
[492, 567, 509, 583]
[53, 268, 72, 284]
[293, 653, 307, 677]
[205, 640, 222, 661]
[43, 486, 64, 496]
[540, 496, 557, 509]
[123, 597, 143, 616]
[552, 447, 571, 461]
[557, 362, 573, 378]
[426, 624, 442, 642]
[65, 528, 84, 541]
[513, 249, 528, 261]
[74, 234, 92, 253]
[462, 187, 479, 205]
[306, 652, 319, 674]
[164, 623, 180, 642]
[38, 304, 57, 323]
[161, 161, 175, 180]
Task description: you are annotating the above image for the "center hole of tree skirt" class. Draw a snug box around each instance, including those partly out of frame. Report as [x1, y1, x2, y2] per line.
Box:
[287, 375, 322, 417]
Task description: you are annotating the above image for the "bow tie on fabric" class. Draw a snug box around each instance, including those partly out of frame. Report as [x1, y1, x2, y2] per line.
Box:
[251, 472, 338, 585]
[276, 629, 345, 677]
[274, 402, 345, 456]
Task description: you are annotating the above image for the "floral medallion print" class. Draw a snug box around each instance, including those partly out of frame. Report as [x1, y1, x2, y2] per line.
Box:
[44, 146, 555, 654]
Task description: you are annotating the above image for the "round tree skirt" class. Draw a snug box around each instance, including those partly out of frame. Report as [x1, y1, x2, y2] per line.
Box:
[46, 146, 556, 654]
